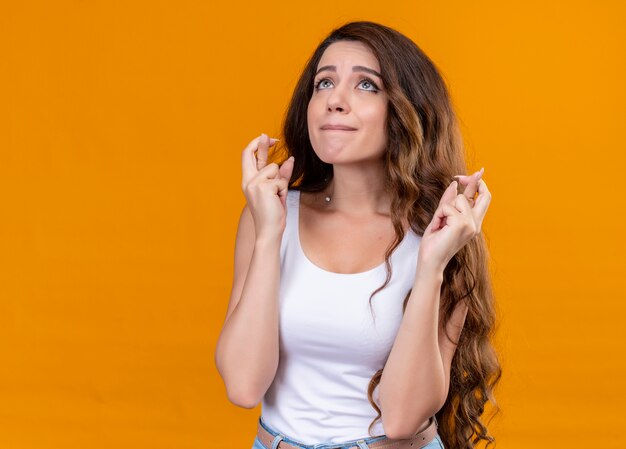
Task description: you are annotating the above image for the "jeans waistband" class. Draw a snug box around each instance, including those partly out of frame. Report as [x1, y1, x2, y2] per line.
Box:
[256, 415, 439, 449]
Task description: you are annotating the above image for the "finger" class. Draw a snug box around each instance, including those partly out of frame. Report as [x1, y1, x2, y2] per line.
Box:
[254, 136, 279, 170]
[454, 168, 484, 205]
[256, 161, 280, 181]
[242, 135, 281, 186]
[441, 202, 462, 218]
[438, 202, 463, 230]
[471, 179, 492, 227]
[452, 167, 484, 185]
[279, 156, 295, 182]
[464, 168, 484, 201]
[241, 135, 264, 186]
[255, 133, 270, 171]
[454, 193, 474, 216]
[431, 196, 462, 231]
[276, 177, 289, 203]
[260, 176, 288, 204]
[265, 176, 288, 209]
[437, 181, 459, 209]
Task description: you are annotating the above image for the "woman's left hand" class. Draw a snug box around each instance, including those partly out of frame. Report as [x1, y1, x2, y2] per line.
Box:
[417, 168, 492, 273]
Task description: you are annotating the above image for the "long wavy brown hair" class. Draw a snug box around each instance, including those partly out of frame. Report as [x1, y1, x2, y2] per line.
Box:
[267, 21, 502, 449]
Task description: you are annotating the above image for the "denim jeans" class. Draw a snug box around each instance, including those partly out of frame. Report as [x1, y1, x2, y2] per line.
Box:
[252, 416, 445, 449]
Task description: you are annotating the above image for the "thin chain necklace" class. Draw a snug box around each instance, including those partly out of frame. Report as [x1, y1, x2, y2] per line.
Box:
[321, 187, 387, 204]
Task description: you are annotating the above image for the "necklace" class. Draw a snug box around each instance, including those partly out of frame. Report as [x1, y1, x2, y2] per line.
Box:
[322, 188, 387, 204]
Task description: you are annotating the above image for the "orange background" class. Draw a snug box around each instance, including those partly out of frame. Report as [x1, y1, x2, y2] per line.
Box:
[1, 1, 625, 448]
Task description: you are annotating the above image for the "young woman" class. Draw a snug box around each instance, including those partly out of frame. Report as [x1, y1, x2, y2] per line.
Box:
[215, 21, 501, 449]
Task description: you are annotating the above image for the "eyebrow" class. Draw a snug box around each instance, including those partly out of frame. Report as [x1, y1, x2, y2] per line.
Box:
[315, 65, 382, 79]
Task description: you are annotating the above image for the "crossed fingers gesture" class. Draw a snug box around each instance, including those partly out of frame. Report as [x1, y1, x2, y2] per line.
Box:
[418, 168, 492, 273]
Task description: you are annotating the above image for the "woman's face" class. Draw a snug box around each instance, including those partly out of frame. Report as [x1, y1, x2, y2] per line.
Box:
[307, 41, 388, 165]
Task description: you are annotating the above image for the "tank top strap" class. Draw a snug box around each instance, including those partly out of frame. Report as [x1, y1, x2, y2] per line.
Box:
[280, 189, 300, 262]
[286, 188, 300, 209]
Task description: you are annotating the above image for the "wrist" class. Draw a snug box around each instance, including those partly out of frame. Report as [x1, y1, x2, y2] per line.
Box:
[255, 233, 282, 248]
[415, 259, 445, 283]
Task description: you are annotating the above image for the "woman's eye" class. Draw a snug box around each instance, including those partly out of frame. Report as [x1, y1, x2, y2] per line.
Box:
[359, 79, 379, 92]
[314, 79, 332, 90]
[313, 78, 380, 92]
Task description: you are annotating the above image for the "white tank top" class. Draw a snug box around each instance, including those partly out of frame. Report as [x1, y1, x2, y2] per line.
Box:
[261, 189, 422, 444]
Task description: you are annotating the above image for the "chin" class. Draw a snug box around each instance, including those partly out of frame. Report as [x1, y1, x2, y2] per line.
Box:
[312, 141, 384, 165]
[316, 151, 380, 166]
[311, 143, 351, 164]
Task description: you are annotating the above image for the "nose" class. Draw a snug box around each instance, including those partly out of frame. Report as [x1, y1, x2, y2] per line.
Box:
[326, 85, 350, 113]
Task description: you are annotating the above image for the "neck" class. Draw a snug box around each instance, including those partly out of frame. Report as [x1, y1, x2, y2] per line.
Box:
[322, 162, 390, 215]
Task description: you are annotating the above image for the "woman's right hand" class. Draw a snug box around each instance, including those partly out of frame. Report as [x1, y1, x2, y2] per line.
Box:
[241, 133, 295, 241]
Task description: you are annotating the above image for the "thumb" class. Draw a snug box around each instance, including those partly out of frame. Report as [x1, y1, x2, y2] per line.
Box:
[279, 156, 295, 181]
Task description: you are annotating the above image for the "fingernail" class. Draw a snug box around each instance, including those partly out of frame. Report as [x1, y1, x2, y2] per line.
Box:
[288, 156, 294, 162]
[269, 138, 280, 143]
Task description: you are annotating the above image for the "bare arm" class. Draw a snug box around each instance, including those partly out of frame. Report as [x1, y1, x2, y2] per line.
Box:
[214, 204, 282, 408]
[379, 262, 468, 439]
[380, 172, 486, 438]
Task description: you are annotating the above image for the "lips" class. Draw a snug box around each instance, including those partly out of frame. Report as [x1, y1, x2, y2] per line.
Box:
[320, 124, 357, 131]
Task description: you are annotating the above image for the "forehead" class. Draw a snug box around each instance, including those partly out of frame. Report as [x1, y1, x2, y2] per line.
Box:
[317, 41, 380, 71]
